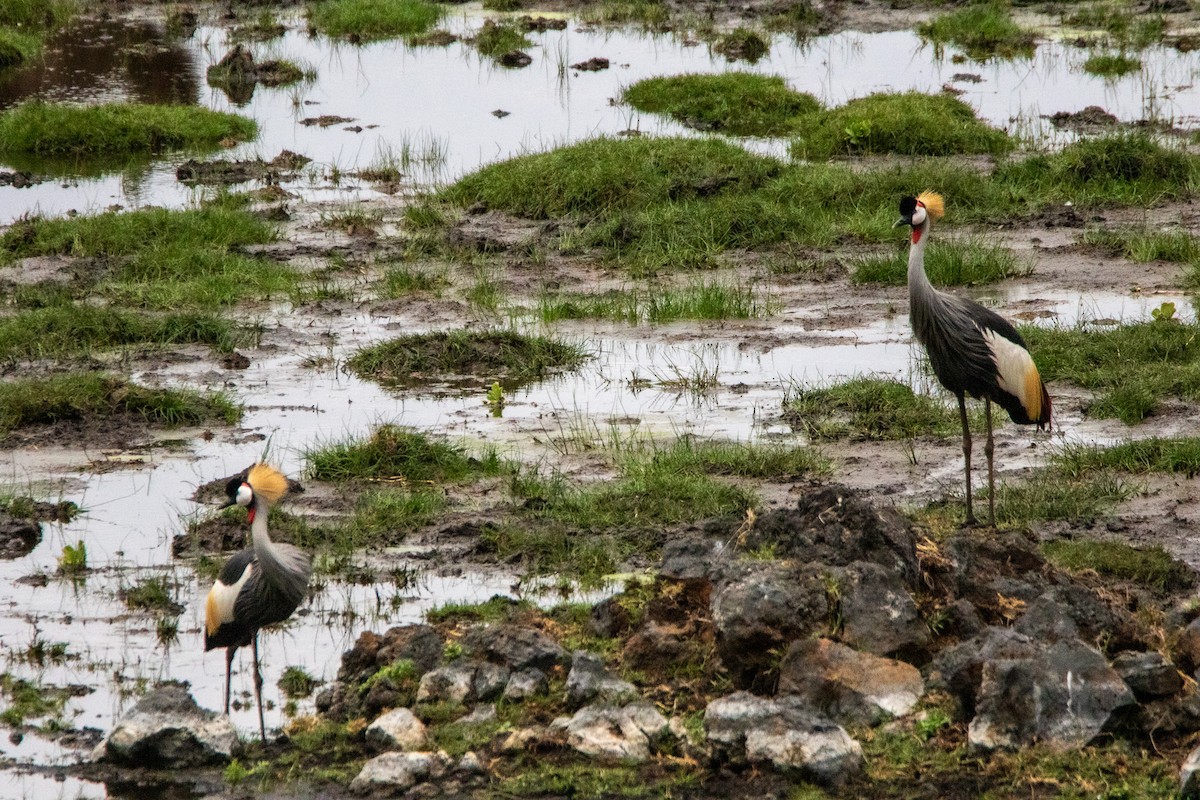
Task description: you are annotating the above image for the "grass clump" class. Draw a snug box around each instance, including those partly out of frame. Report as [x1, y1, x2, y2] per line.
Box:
[917, 2, 1037, 60]
[0, 674, 71, 729]
[784, 378, 978, 440]
[0, 307, 248, 359]
[0, 374, 240, 436]
[342, 489, 447, 541]
[985, 471, 1134, 524]
[0, 28, 41, 69]
[1083, 53, 1141, 77]
[851, 238, 1030, 285]
[537, 281, 775, 323]
[996, 133, 1198, 207]
[1065, 5, 1165, 50]
[1020, 318, 1200, 423]
[622, 73, 819, 137]
[426, 596, 533, 625]
[1056, 437, 1200, 478]
[473, 19, 532, 58]
[712, 28, 769, 63]
[306, 424, 505, 483]
[1081, 226, 1200, 264]
[0, 102, 255, 158]
[278, 666, 320, 699]
[380, 265, 447, 297]
[497, 763, 695, 799]
[346, 329, 588, 388]
[1043, 539, 1194, 592]
[648, 437, 830, 480]
[121, 575, 184, 614]
[580, 0, 669, 29]
[0, 0, 76, 68]
[790, 92, 1012, 159]
[307, 0, 444, 41]
[442, 136, 781, 219]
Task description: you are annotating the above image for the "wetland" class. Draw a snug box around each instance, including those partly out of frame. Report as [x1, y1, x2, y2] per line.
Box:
[5, 0, 1200, 797]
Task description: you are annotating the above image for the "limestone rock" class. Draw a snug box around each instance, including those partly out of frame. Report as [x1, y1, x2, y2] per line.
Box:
[704, 692, 862, 787]
[838, 561, 930, 661]
[566, 651, 638, 709]
[417, 663, 476, 704]
[350, 750, 452, 793]
[777, 638, 924, 725]
[338, 624, 444, 684]
[473, 662, 511, 701]
[554, 702, 670, 762]
[365, 707, 427, 752]
[99, 684, 237, 767]
[462, 625, 566, 671]
[503, 668, 548, 700]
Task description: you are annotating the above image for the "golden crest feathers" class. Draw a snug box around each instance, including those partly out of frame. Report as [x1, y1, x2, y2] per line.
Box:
[247, 463, 289, 506]
[917, 191, 945, 221]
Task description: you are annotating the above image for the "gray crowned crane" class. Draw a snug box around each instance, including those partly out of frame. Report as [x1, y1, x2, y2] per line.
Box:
[896, 191, 1051, 527]
[205, 463, 311, 742]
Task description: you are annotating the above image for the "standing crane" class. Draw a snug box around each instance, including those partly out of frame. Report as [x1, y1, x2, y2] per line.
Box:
[895, 192, 1051, 527]
[204, 464, 312, 742]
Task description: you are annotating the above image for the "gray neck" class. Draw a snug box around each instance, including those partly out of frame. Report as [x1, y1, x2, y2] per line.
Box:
[907, 217, 933, 297]
[907, 217, 944, 346]
[250, 494, 310, 604]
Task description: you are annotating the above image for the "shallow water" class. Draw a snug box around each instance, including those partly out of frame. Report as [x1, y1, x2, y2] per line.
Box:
[2, 7, 1199, 221]
[0, 4, 1197, 792]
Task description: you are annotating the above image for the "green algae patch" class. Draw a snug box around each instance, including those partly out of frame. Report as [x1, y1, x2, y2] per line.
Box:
[0, 101, 256, 158]
[346, 329, 589, 388]
[917, 2, 1037, 61]
[622, 73, 819, 137]
[443, 136, 782, 218]
[790, 92, 1012, 159]
[307, 0, 444, 41]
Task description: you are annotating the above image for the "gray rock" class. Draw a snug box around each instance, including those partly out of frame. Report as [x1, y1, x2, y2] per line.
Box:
[704, 692, 862, 787]
[1181, 741, 1200, 798]
[462, 625, 566, 671]
[566, 651, 639, 708]
[460, 704, 497, 725]
[499, 726, 545, 753]
[777, 638, 924, 726]
[99, 685, 237, 767]
[660, 537, 727, 581]
[349, 750, 452, 793]
[1112, 650, 1182, 700]
[365, 707, 427, 752]
[503, 668, 548, 700]
[417, 663, 476, 704]
[1014, 595, 1080, 642]
[555, 702, 670, 762]
[838, 561, 930, 660]
[457, 750, 486, 775]
[967, 636, 1136, 750]
[473, 662, 510, 701]
[712, 562, 828, 685]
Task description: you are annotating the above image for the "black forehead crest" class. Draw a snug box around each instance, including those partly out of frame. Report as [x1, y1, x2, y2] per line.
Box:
[224, 476, 244, 497]
[899, 195, 918, 215]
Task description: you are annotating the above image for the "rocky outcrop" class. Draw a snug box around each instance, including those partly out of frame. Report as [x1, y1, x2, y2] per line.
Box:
[97, 685, 237, 767]
[552, 702, 672, 762]
[462, 624, 567, 671]
[566, 651, 638, 708]
[365, 708, 427, 752]
[350, 750, 453, 793]
[777, 638, 923, 726]
[837, 560, 930, 660]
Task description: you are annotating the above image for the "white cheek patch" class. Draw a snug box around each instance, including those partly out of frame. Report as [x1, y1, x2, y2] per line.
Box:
[983, 329, 1036, 404]
[912, 206, 927, 226]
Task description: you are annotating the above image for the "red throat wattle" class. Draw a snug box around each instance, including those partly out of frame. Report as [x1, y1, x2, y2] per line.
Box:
[247, 507, 256, 524]
[911, 228, 923, 245]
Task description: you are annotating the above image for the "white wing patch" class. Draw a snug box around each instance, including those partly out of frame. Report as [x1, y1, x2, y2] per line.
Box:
[983, 329, 1035, 405]
[207, 562, 254, 631]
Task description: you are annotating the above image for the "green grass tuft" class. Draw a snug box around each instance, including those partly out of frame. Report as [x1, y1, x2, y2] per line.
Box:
[985, 471, 1134, 524]
[622, 73, 819, 137]
[306, 424, 506, 483]
[536, 280, 775, 323]
[1055, 437, 1200, 477]
[851, 238, 1030, 285]
[1083, 53, 1141, 77]
[784, 378, 978, 440]
[0, 101, 255, 157]
[473, 19, 531, 58]
[1081, 226, 1200, 264]
[0, 373, 240, 436]
[307, 0, 444, 41]
[0, 307, 248, 359]
[1043, 539, 1194, 592]
[790, 92, 1012, 159]
[1021, 318, 1200, 423]
[346, 329, 589, 388]
[917, 3, 1037, 60]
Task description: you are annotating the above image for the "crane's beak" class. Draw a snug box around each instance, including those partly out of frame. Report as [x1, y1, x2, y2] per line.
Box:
[893, 217, 910, 228]
[219, 497, 236, 509]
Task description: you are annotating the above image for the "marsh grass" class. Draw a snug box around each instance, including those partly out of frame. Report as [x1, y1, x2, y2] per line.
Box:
[346, 329, 588, 388]
[1083, 53, 1141, 77]
[498, 763, 696, 799]
[278, 666, 319, 699]
[0, 28, 41, 68]
[344, 489, 447, 541]
[790, 92, 1012, 159]
[0, 101, 256, 157]
[307, 0, 444, 41]
[536, 281, 776, 323]
[648, 437, 830, 479]
[712, 28, 770, 63]
[306, 424, 506, 483]
[784, 378, 982, 440]
[0, 674, 70, 729]
[1080, 227, 1200, 264]
[473, 19, 532, 58]
[380, 264, 448, 297]
[851, 238, 1030, 285]
[984, 470, 1134, 524]
[0, 374, 240, 435]
[580, 0, 669, 28]
[0, 0, 75, 67]
[1065, 5, 1165, 49]
[0, 307, 249, 359]
[917, 3, 1037, 60]
[1020, 318, 1200, 423]
[121, 575, 184, 614]
[1042, 539, 1193, 592]
[622, 73, 819, 137]
[1055, 437, 1200, 477]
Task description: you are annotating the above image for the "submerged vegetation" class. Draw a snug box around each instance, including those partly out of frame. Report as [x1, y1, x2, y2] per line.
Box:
[0, 102, 256, 157]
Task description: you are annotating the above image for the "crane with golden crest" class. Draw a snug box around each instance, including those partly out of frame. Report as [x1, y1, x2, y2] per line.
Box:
[204, 463, 311, 742]
[894, 191, 1051, 527]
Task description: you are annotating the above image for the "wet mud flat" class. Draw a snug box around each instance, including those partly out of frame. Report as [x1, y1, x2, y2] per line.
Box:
[3, 0, 1200, 797]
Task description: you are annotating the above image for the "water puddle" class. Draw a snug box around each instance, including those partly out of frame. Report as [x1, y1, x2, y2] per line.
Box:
[2, 9, 1199, 221]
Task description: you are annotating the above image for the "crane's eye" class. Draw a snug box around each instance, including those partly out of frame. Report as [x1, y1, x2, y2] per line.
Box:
[235, 483, 253, 507]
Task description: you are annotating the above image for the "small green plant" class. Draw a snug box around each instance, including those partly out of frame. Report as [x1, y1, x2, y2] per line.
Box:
[844, 119, 872, 148]
[486, 381, 506, 417]
[122, 576, 184, 614]
[1151, 301, 1177, 323]
[1083, 53, 1141, 78]
[156, 616, 179, 646]
[917, 2, 1037, 60]
[914, 708, 952, 740]
[443, 640, 464, 661]
[57, 540, 87, 576]
[278, 666, 320, 698]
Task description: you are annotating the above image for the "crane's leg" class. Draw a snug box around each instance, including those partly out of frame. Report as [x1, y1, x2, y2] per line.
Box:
[985, 399, 996, 528]
[958, 394, 976, 526]
[223, 646, 236, 716]
[252, 633, 266, 743]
